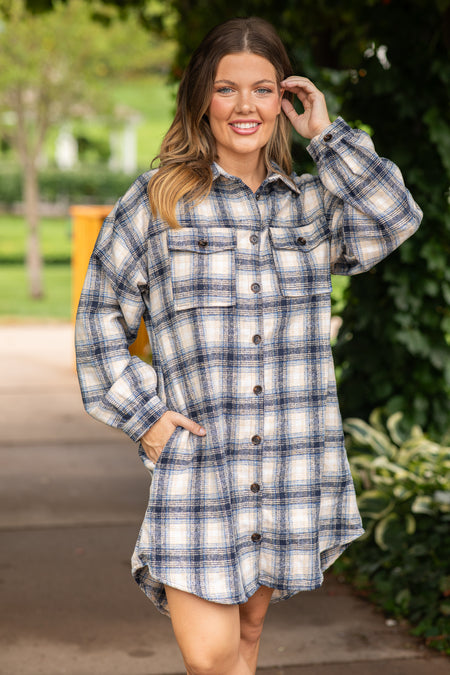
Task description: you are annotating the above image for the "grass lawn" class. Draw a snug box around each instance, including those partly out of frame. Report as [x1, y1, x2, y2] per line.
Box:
[0, 214, 72, 262]
[0, 263, 71, 321]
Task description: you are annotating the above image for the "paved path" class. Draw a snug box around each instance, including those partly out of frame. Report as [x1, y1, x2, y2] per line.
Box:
[0, 323, 448, 674]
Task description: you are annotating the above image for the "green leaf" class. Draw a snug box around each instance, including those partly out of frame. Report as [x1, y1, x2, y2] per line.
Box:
[374, 512, 406, 551]
[434, 491, 450, 506]
[357, 490, 393, 519]
[386, 411, 408, 446]
[343, 418, 396, 458]
[411, 495, 436, 516]
[393, 485, 414, 500]
[405, 513, 416, 535]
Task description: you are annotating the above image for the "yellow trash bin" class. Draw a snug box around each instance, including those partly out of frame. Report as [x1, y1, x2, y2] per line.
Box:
[70, 205, 150, 359]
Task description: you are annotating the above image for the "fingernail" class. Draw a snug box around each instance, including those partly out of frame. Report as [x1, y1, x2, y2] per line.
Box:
[199, 427, 206, 435]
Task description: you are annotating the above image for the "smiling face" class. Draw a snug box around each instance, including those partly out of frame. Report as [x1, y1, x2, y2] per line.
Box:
[208, 52, 283, 172]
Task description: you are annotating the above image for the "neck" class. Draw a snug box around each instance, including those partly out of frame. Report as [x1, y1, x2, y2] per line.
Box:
[216, 150, 267, 193]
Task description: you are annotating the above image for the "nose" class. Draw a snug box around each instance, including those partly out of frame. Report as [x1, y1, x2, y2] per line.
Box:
[235, 90, 255, 114]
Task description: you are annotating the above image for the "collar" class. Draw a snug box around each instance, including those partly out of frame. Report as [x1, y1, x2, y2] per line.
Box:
[211, 161, 300, 195]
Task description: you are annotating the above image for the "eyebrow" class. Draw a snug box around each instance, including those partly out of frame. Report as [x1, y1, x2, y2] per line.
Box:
[214, 79, 277, 86]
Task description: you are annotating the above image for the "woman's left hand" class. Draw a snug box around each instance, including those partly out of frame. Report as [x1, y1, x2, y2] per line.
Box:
[280, 76, 331, 140]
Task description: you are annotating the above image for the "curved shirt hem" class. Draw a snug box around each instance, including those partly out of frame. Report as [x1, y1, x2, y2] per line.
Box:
[131, 526, 365, 618]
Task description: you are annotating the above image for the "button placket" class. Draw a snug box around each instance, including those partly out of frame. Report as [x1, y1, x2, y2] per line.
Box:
[247, 188, 273, 549]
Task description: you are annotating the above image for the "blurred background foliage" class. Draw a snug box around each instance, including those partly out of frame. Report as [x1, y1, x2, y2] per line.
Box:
[341, 411, 450, 653]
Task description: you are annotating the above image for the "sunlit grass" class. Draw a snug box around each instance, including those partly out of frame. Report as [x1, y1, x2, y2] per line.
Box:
[0, 214, 72, 262]
[0, 263, 71, 320]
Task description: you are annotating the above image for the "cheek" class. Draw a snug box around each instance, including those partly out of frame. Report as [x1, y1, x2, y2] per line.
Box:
[208, 96, 229, 124]
[270, 96, 282, 118]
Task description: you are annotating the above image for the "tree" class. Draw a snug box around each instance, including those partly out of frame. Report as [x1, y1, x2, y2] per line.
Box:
[0, 0, 156, 298]
[155, 0, 450, 436]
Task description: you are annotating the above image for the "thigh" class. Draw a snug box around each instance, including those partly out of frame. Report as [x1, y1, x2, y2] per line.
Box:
[165, 585, 241, 663]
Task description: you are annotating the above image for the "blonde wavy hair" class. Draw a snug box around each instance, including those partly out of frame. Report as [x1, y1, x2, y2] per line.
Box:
[148, 17, 294, 229]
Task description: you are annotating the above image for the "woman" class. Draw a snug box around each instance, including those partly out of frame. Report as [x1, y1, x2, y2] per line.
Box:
[75, 16, 422, 675]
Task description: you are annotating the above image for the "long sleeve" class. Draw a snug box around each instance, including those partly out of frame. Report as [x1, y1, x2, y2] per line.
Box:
[75, 181, 168, 442]
[307, 117, 423, 275]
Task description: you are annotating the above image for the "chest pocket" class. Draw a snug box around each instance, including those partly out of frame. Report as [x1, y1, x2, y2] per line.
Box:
[269, 221, 332, 297]
[167, 227, 237, 310]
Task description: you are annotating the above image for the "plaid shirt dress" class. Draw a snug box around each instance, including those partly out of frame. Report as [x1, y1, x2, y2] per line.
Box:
[75, 118, 422, 617]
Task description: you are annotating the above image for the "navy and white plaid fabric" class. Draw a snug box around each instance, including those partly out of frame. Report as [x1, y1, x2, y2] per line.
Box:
[75, 117, 422, 617]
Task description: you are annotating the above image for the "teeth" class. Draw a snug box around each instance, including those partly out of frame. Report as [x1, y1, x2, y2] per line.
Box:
[232, 122, 259, 129]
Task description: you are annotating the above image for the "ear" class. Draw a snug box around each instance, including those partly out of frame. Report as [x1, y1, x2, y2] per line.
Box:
[276, 87, 285, 114]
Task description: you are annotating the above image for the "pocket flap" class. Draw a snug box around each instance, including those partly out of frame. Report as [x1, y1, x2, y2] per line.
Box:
[269, 221, 329, 252]
[167, 227, 236, 253]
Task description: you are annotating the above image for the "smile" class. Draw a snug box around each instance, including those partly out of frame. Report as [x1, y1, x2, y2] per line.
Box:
[229, 121, 261, 135]
[231, 122, 260, 129]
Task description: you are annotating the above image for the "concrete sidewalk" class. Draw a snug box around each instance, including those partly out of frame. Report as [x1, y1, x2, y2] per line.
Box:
[0, 323, 447, 675]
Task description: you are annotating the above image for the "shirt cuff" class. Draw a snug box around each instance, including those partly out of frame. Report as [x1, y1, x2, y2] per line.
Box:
[306, 117, 352, 161]
[121, 395, 169, 443]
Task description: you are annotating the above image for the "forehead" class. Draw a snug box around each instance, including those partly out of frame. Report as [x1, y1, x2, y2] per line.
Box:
[214, 52, 277, 82]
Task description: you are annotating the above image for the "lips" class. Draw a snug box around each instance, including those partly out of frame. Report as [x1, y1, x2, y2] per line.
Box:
[231, 122, 260, 129]
[229, 120, 262, 135]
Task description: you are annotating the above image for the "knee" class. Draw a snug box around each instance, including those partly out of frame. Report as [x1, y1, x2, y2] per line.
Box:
[184, 644, 239, 675]
[240, 613, 265, 645]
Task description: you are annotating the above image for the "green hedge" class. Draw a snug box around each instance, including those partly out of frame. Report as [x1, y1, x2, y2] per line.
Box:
[335, 411, 450, 654]
[0, 165, 148, 205]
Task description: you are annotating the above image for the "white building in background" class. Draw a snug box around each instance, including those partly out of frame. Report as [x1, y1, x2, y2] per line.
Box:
[109, 108, 141, 174]
[55, 125, 78, 169]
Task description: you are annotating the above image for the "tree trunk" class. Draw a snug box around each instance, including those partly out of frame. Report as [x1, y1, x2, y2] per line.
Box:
[23, 160, 44, 299]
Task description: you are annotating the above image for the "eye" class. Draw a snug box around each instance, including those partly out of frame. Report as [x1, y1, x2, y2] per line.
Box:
[255, 87, 273, 95]
[216, 86, 234, 94]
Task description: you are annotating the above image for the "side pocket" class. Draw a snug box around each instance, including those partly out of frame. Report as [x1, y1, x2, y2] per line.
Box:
[269, 221, 332, 297]
[137, 425, 181, 474]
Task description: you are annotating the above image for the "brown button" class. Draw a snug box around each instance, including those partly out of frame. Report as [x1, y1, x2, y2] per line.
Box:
[251, 532, 261, 542]
[323, 133, 333, 142]
[296, 236, 307, 246]
[251, 435, 262, 445]
[250, 234, 259, 244]
[250, 483, 260, 493]
[198, 239, 208, 247]
[252, 334, 262, 344]
[255, 193, 261, 200]
[251, 282, 261, 293]
[253, 385, 262, 395]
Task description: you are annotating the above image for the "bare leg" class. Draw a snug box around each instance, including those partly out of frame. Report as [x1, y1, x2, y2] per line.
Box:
[238, 585, 274, 672]
[164, 584, 252, 675]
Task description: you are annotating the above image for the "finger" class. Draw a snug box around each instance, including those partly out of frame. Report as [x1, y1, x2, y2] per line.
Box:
[281, 98, 299, 121]
[281, 76, 316, 90]
[170, 411, 206, 436]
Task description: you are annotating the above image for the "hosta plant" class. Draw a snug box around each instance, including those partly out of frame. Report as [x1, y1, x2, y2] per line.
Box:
[337, 410, 450, 654]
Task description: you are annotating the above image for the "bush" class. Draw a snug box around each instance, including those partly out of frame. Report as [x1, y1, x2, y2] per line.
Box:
[336, 410, 450, 654]
[0, 165, 146, 206]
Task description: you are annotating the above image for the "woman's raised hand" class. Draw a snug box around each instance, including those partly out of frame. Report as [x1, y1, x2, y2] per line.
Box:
[280, 76, 331, 140]
[140, 410, 206, 464]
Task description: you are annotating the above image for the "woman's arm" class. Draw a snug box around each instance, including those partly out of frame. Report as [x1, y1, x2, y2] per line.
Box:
[281, 76, 422, 273]
[307, 118, 422, 274]
[75, 189, 169, 443]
